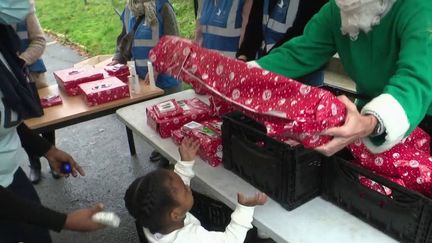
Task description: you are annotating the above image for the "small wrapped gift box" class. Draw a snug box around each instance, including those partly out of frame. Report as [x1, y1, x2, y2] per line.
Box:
[180, 120, 223, 167]
[54, 67, 104, 96]
[171, 129, 185, 145]
[146, 98, 213, 138]
[78, 77, 130, 106]
[40, 94, 63, 108]
[104, 64, 130, 83]
[154, 99, 184, 119]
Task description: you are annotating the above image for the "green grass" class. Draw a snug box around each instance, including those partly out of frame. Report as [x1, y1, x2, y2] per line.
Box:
[37, 0, 195, 56]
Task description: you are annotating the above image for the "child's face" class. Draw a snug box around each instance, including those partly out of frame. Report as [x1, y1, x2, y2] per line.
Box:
[168, 171, 194, 217]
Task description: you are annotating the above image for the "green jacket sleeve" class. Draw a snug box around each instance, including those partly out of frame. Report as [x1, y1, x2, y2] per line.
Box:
[256, 2, 336, 79]
[383, 4, 432, 135]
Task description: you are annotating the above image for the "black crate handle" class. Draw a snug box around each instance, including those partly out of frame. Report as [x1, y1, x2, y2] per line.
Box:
[224, 113, 295, 153]
[333, 157, 425, 203]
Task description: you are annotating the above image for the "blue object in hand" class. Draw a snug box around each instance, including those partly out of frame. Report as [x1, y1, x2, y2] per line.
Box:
[60, 162, 72, 174]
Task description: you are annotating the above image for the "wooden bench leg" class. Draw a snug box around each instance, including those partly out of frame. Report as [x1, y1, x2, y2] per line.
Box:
[126, 126, 136, 156]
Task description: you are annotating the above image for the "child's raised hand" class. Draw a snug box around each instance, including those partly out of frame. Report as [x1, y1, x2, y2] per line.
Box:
[237, 192, 268, 207]
[179, 137, 200, 161]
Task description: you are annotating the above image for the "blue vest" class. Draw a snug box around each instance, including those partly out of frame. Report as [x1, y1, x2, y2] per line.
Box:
[262, 0, 299, 53]
[16, 21, 47, 73]
[198, 0, 245, 57]
[122, 0, 180, 89]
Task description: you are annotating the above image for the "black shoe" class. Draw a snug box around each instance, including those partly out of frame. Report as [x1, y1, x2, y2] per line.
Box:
[149, 150, 161, 162]
[29, 167, 42, 184]
[50, 169, 61, 179]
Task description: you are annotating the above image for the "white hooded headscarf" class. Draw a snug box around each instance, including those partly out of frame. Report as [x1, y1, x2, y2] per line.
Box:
[336, 0, 396, 40]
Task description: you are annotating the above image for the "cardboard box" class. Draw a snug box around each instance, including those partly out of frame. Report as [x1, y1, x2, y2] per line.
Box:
[74, 55, 113, 69]
[78, 77, 130, 106]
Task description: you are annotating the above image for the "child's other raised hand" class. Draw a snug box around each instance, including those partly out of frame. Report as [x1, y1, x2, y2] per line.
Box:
[237, 192, 268, 207]
[179, 137, 200, 161]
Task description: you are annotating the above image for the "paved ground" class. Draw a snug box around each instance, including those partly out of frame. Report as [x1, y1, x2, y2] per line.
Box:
[20, 36, 157, 242]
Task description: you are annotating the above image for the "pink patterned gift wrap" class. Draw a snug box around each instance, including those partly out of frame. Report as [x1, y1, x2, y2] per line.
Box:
[149, 36, 347, 148]
[40, 94, 63, 108]
[54, 67, 104, 96]
[78, 77, 130, 106]
[175, 120, 223, 167]
[146, 98, 213, 138]
[103, 64, 130, 83]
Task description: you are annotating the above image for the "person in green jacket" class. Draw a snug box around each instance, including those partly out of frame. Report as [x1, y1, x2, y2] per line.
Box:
[250, 0, 432, 156]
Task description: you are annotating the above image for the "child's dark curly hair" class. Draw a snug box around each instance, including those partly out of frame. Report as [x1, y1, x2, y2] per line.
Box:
[124, 169, 179, 233]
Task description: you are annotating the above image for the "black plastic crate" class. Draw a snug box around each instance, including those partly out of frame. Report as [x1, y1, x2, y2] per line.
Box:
[222, 111, 322, 211]
[321, 152, 432, 243]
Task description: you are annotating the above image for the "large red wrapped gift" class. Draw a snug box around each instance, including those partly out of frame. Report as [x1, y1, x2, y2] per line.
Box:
[147, 98, 213, 138]
[173, 120, 223, 167]
[78, 77, 130, 106]
[54, 67, 104, 96]
[349, 128, 432, 197]
[149, 36, 346, 148]
[103, 64, 130, 83]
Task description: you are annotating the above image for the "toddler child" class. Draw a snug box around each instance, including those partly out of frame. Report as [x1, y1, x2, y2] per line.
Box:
[124, 137, 267, 242]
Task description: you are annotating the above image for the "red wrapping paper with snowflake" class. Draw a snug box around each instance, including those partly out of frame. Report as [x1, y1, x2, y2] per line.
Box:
[54, 67, 104, 96]
[149, 36, 347, 148]
[78, 77, 130, 106]
[149, 36, 432, 198]
[103, 64, 130, 83]
[349, 128, 432, 197]
[171, 120, 223, 167]
[146, 98, 214, 138]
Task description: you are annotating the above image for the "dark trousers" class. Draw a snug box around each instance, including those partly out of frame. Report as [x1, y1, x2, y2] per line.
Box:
[0, 168, 52, 243]
[29, 131, 55, 169]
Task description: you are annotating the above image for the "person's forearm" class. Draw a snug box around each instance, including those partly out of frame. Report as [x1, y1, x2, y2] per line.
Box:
[161, 4, 180, 36]
[174, 160, 195, 186]
[0, 186, 66, 232]
[17, 123, 52, 157]
[236, 0, 263, 60]
[19, 13, 46, 65]
[113, 24, 127, 62]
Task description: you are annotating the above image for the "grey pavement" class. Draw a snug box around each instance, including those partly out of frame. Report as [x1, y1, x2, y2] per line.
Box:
[20, 36, 158, 242]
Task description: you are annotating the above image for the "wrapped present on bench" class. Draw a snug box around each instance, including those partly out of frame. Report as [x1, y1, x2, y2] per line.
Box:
[172, 120, 223, 167]
[54, 67, 105, 96]
[78, 77, 130, 106]
[146, 98, 213, 138]
[103, 64, 130, 83]
[40, 94, 63, 108]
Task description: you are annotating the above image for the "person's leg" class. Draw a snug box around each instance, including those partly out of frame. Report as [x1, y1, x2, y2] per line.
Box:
[0, 168, 52, 243]
[27, 130, 58, 183]
[162, 82, 183, 95]
[41, 131, 61, 179]
[28, 155, 42, 184]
